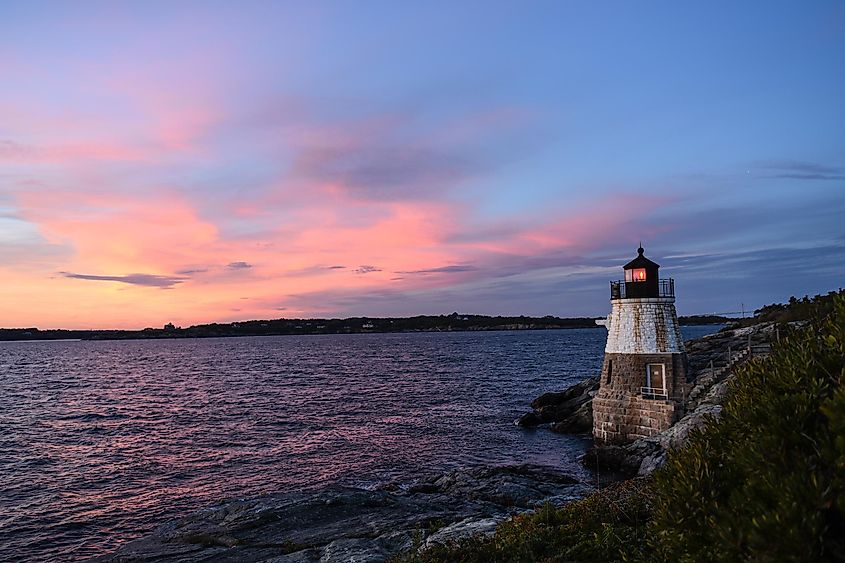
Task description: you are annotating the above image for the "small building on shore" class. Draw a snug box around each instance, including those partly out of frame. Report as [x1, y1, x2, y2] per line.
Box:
[593, 247, 689, 444]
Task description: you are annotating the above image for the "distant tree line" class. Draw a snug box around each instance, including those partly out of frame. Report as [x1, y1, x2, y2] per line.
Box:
[10, 300, 821, 342]
[677, 314, 732, 325]
[0, 314, 602, 341]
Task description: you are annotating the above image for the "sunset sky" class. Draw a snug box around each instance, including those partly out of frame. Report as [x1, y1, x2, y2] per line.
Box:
[2, 2, 844, 329]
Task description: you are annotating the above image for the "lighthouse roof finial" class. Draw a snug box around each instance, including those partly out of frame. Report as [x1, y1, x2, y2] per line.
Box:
[624, 244, 659, 270]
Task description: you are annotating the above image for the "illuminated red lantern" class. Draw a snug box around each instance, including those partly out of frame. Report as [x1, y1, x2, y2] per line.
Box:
[611, 246, 669, 299]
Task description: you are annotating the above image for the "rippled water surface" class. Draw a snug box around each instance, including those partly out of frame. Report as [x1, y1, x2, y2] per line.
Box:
[0, 327, 719, 561]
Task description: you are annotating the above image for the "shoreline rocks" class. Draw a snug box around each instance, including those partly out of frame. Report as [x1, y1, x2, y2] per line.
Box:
[515, 377, 598, 434]
[93, 465, 589, 563]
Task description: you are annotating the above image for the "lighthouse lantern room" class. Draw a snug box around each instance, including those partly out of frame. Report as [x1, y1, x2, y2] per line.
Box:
[593, 247, 689, 444]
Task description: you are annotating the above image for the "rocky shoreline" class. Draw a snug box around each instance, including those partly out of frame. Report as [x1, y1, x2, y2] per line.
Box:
[96, 323, 774, 563]
[92, 465, 589, 562]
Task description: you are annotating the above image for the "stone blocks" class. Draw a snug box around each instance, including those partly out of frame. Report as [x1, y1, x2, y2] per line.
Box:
[593, 353, 689, 444]
[593, 394, 678, 443]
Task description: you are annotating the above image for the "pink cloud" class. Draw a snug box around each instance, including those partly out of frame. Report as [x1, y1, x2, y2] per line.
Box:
[0, 139, 148, 163]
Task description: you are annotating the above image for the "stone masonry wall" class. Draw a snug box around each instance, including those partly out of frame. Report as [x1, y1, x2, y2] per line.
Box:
[593, 352, 689, 444]
[599, 353, 689, 399]
[593, 394, 676, 443]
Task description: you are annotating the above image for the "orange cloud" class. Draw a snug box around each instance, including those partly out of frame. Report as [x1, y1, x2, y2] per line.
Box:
[1, 183, 465, 327]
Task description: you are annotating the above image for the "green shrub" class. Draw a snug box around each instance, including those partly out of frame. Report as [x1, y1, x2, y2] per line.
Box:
[649, 295, 845, 561]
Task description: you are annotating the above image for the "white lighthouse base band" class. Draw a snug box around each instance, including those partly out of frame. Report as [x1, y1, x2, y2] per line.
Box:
[603, 297, 685, 355]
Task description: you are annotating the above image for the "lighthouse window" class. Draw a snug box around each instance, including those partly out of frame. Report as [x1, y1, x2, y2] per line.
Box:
[624, 268, 647, 282]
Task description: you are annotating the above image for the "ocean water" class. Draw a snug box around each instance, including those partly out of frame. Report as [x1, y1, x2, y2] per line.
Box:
[0, 326, 719, 562]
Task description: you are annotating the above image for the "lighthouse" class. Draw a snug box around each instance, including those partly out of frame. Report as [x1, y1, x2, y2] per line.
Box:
[592, 247, 688, 444]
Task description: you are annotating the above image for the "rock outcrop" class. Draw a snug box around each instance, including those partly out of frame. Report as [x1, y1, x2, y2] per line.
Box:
[515, 377, 598, 433]
[93, 465, 588, 563]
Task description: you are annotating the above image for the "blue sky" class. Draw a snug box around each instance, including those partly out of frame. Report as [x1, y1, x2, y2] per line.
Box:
[1, 1, 843, 327]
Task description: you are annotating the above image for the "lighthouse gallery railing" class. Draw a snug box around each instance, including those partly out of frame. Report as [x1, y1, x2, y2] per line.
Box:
[610, 278, 675, 299]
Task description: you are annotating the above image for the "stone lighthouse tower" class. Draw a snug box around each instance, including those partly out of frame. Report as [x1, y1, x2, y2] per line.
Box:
[592, 246, 688, 444]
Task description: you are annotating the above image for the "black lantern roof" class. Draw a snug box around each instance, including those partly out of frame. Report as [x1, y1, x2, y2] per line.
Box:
[609, 246, 674, 299]
[623, 246, 659, 270]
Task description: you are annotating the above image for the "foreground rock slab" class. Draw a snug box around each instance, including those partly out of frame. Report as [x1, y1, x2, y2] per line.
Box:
[93, 465, 589, 563]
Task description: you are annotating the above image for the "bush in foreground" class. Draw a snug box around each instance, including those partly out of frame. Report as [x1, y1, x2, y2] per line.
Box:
[650, 296, 845, 561]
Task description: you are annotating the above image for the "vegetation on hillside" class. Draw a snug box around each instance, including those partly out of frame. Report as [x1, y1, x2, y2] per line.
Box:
[730, 288, 845, 328]
[398, 294, 845, 562]
[650, 294, 845, 561]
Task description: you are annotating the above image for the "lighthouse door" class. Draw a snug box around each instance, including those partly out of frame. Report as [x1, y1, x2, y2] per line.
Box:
[647, 364, 666, 395]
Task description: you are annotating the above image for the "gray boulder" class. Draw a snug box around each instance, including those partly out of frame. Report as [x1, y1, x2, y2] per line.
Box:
[423, 517, 500, 549]
[517, 377, 598, 432]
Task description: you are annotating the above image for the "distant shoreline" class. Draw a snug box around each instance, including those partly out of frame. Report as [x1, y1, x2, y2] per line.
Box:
[0, 314, 731, 342]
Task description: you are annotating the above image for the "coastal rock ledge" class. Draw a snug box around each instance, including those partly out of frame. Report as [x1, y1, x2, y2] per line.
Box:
[515, 377, 598, 433]
[93, 465, 589, 563]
